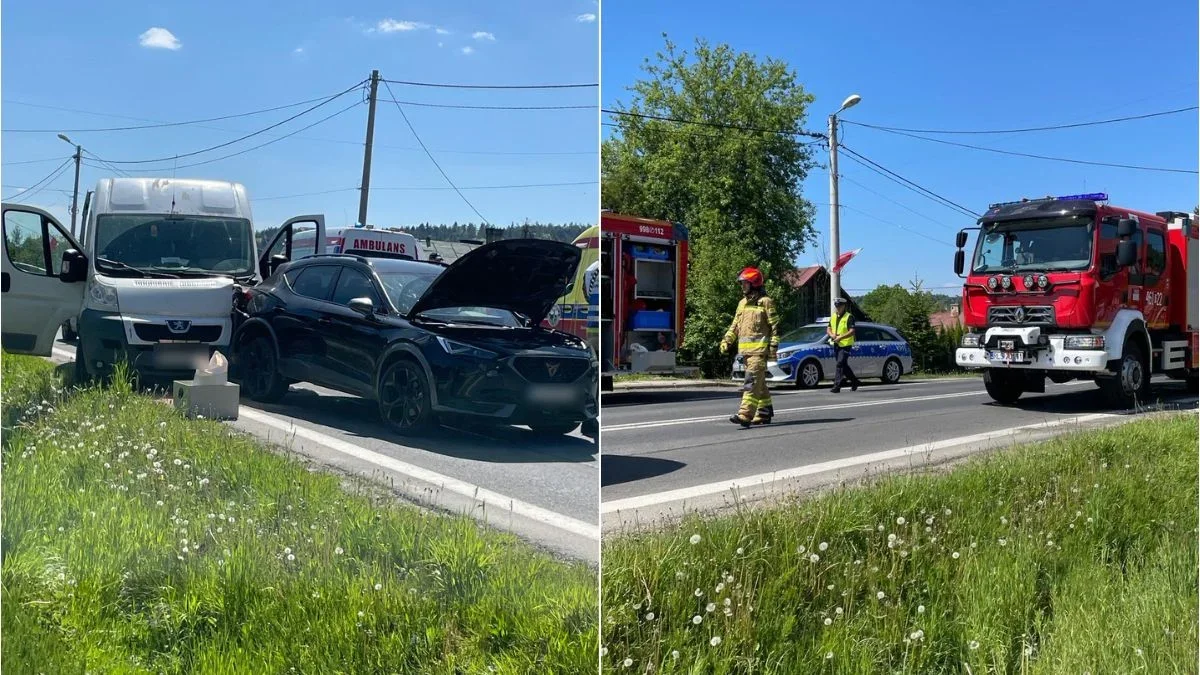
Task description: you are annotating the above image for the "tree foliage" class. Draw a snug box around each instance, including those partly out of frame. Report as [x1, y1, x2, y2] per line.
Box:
[601, 36, 818, 375]
[254, 222, 586, 253]
[858, 278, 965, 373]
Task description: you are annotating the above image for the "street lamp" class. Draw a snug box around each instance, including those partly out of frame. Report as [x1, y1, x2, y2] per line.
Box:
[828, 93, 861, 312]
[58, 134, 83, 237]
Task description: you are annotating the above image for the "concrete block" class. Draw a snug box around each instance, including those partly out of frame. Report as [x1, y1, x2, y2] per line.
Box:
[172, 380, 240, 421]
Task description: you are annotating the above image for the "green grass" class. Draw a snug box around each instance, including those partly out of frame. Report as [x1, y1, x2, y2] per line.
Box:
[1, 354, 597, 674]
[601, 415, 1198, 674]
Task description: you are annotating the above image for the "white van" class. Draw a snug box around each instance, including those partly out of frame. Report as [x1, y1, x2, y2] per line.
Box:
[1, 177, 325, 381]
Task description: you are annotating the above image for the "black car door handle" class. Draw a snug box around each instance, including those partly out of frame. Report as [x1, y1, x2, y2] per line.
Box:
[1, 272, 9, 293]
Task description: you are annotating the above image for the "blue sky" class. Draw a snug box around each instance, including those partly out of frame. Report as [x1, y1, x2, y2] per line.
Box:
[3, 0, 599, 233]
[602, 0, 1199, 295]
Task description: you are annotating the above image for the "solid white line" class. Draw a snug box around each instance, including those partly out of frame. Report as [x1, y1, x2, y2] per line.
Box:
[601, 412, 1117, 513]
[237, 407, 599, 541]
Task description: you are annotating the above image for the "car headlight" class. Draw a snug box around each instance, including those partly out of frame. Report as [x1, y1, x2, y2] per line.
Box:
[87, 279, 119, 310]
[776, 349, 797, 360]
[1064, 335, 1104, 350]
[961, 333, 981, 347]
[435, 336, 498, 359]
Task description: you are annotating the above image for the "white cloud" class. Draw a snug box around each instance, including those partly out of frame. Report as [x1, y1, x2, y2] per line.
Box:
[293, 47, 305, 54]
[472, 31, 496, 41]
[437, 42, 445, 48]
[372, 19, 430, 33]
[461, 46, 474, 55]
[576, 13, 596, 23]
[436, 28, 452, 35]
[139, 27, 181, 50]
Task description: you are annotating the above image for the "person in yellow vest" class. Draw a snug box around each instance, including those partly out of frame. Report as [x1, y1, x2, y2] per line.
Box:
[720, 267, 779, 427]
[827, 297, 861, 393]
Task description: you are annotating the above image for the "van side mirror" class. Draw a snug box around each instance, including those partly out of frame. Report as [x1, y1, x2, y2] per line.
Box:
[268, 254, 288, 276]
[953, 250, 965, 276]
[59, 249, 88, 283]
[1116, 218, 1137, 238]
[955, 231, 969, 248]
[1117, 239, 1137, 267]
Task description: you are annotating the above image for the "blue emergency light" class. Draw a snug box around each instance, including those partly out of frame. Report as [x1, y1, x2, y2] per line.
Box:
[1055, 192, 1108, 202]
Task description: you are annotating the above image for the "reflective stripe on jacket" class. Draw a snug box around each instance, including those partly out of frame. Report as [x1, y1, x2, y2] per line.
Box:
[723, 294, 779, 357]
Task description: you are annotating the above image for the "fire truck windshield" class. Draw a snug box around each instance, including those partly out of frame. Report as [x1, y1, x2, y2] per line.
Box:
[971, 216, 1094, 274]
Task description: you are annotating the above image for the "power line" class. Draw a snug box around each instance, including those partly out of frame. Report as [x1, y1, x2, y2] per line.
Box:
[837, 173, 957, 232]
[82, 101, 363, 173]
[860, 127, 1199, 175]
[604, 108, 825, 139]
[3, 158, 73, 201]
[97, 81, 364, 165]
[2, 156, 71, 167]
[382, 78, 597, 90]
[844, 105, 1198, 135]
[1, 87, 365, 133]
[839, 204, 954, 248]
[382, 80, 490, 224]
[379, 98, 592, 111]
[2, 100, 595, 156]
[252, 181, 596, 201]
[84, 149, 132, 178]
[838, 145, 981, 219]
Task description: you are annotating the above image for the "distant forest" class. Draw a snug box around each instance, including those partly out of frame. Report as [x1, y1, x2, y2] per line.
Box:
[255, 222, 590, 251]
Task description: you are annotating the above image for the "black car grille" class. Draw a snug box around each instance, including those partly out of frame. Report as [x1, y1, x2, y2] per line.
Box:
[988, 305, 1054, 325]
[511, 356, 590, 383]
[133, 323, 223, 343]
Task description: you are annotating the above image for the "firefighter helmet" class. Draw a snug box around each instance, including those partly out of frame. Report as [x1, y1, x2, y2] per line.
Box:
[737, 267, 764, 288]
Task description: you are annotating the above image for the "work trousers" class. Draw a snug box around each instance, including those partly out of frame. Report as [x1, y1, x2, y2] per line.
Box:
[832, 346, 860, 390]
[737, 354, 774, 421]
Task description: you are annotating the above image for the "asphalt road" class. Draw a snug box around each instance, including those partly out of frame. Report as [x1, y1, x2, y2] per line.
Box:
[49, 339, 599, 563]
[600, 374, 1198, 528]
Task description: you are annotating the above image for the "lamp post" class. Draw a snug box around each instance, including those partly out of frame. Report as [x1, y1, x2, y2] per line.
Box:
[828, 93, 861, 312]
[57, 134, 82, 237]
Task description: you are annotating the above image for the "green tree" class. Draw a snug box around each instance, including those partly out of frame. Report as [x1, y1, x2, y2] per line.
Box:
[602, 35, 818, 375]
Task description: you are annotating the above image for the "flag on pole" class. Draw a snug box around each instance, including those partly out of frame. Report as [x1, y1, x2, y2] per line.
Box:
[831, 247, 862, 274]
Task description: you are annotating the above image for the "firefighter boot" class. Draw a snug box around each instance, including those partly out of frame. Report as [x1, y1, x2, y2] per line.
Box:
[751, 403, 774, 425]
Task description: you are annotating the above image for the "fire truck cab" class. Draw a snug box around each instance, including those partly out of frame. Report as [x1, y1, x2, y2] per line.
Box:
[953, 193, 1197, 408]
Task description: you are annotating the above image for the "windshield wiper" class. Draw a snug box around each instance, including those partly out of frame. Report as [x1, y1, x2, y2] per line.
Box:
[95, 257, 179, 278]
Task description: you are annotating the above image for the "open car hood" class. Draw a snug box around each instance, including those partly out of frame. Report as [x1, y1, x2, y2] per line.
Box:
[407, 238, 581, 324]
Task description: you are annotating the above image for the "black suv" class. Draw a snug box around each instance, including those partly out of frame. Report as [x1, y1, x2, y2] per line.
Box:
[230, 239, 598, 437]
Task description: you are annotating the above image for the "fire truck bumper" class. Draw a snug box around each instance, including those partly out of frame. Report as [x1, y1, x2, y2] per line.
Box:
[957, 327, 1109, 372]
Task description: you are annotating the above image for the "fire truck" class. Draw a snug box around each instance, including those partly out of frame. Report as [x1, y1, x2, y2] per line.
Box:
[953, 193, 1198, 407]
[599, 212, 690, 390]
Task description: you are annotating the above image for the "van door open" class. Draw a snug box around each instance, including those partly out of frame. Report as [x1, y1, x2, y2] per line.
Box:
[258, 215, 327, 280]
[2, 203, 88, 356]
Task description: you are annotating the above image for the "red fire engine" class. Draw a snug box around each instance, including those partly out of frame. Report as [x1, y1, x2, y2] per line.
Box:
[600, 212, 690, 390]
[953, 193, 1198, 407]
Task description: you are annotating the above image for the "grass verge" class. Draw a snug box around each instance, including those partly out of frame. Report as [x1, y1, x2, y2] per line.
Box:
[2, 354, 597, 674]
[601, 414, 1198, 674]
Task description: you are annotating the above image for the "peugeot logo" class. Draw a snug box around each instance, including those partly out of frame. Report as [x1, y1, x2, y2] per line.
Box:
[166, 320, 192, 334]
[1013, 307, 1026, 324]
[545, 361, 560, 377]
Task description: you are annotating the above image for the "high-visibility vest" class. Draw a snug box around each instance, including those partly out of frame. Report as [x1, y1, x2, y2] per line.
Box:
[830, 313, 855, 347]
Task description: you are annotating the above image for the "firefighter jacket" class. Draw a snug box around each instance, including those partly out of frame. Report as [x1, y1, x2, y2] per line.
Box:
[723, 294, 779, 357]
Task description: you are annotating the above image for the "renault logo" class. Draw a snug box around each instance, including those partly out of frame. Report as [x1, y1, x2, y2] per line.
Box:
[546, 361, 560, 377]
[166, 320, 192, 333]
[1013, 307, 1026, 324]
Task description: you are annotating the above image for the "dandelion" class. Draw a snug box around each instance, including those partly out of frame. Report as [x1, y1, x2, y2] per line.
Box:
[287, 554, 295, 562]
[694, 588, 704, 597]
[896, 516, 906, 525]
[910, 630, 925, 641]
[736, 547, 744, 555]
[968, 640, 980, 650]
[689, 534, 702, 545]
[917, 605, 925, 614]
[824, 617, 833, 626]
[810, 553, 820, 563]
[825, 652, 834, 660]
[999, 538, 1008, 546]
[671, 650, 680, 659]
[335, 547, 344, 555]
[818, 541, 828, 551]
[692, 615, 703, 625]
[174, 458, 182, 466]
[675, 571, 685, 580]
[600, 647, 608, 657]
[1086, 517, 1094, 524]
[877, 591, 886, 600]
[797, 544, 806, 554]
[284, 547, 293, 555]
[1001, 517, 1008, 525]
[710, 636, 722, 647]
[374, 583, 382, 591]
[156, 500, 164, 507]
[925, 517, 934, 525]
[944, 508, 952, 515]
[706, 603, 716, 613]
[623, 657, 633, 667]
[645, 612, 655, 621]
[715, 582, 725, 593]
[1135, 648, 1144, 657]
[952, 551, 960, 559]
[723, 598, 731, 607]
[357, 611, 365, 618]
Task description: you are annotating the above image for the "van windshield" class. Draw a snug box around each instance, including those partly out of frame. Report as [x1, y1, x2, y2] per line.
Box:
[94, 214, 255, 277]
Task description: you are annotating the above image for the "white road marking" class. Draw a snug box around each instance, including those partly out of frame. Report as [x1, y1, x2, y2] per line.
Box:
[601, 412, 1117, 513]
[237, 407, 599, 541]
[603, 383, 1091, 432]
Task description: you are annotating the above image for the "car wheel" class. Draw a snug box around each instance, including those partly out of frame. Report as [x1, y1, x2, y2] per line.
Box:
[61, 321, 78, 342]
[237, 335, 289, 403]
[529, 421, 580, 436]
[793, 359, 821, 389]
[881, 357, 902, 384]
[378, 358, 434, 434]
[983, 368, 1023, 405]
[1098, 339, 1149, 409]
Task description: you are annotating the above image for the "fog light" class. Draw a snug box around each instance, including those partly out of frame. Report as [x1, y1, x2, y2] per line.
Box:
[1074, 356, 1083, 364]
[1037, 275, 1049, 289]
[987, 276, 999, 290]
[1023, 274, 1034, 288]
[1001, 276, 1013, 290]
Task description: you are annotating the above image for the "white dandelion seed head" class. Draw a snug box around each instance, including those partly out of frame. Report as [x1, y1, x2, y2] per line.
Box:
[374, 583, 382, 591]
[736, 547, 744, 555]
[706, 603, 716, 613]
[824, 617, 832, 626]
[287, 554, 295, 561]
[671, 650, 680, 659]
[689, 534, 701, 545]
[694, 588, 704, 597]
[952, 551, 960, 559]
[896, 517, 906, 525]
[692, 615, 702, 625]
[835, 607, 843, 615]
[877, 591, 886, 600]
[969, 640, 980, 650]
[645, 612, 655, 621]
[917, 605, 925, 614]
[797, 545, 806, 554]
[810, 553, 820, 563]
[818, 541, 828, 551]
[709, 636, 722, 647]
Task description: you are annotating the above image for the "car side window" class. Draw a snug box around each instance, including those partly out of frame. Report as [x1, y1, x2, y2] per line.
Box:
[857, 327, 881, 341]
[290, 265, 339, 301]
[1144, 229, 1166, 286]
[4, 209, 53, 276]
[330, 267, 382, 308]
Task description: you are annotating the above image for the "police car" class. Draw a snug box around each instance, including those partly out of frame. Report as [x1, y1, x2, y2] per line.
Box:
[731, 320, 913, 388]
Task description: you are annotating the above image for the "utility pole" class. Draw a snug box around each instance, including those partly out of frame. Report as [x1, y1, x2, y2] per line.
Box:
[827, 93, 861, 312]
[357, 69, 381, 228]
[58, 134, 83, 237]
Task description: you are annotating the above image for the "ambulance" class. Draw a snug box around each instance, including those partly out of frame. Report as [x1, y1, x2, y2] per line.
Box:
[545, 225, 600, 355]
[292, 226, 422, 262]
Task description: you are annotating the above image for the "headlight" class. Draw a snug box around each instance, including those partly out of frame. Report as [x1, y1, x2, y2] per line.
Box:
[1023, 274, 1034, 289]
[987, 277, 999, 290]
[961, 333, 981, 347]
[776, 349, 797, 361]
[435, 336, 497, 359]
[1064, 335, 1104, 350]
[1000, 276, 1013, 290]
[1037, 275, 1049, 289]
[87, 280, 119, 310]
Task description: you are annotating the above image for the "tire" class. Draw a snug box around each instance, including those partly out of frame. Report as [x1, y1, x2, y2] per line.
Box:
[1098, 339, 1150, 409]
[235, 335, 289, 403]
[529, 421, 581, 436]
[73, 348, 92, 388]
[61, 321, 78, 342]
[881, 357, 903, 384]
[793, 359, 822, 389]
[983, 368, 1023, 405]
[377, 358, 434, 434]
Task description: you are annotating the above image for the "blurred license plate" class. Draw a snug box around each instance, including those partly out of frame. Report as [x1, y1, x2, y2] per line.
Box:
[529, 385, 577, 404]
[988, 350, 1028, 364]
[153, 344, 208, 369]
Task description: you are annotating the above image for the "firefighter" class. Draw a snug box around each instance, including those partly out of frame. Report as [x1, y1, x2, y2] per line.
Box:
[720, 267, 779, 427]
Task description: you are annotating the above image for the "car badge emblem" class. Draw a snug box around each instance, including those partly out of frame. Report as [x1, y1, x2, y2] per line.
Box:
[167, 320, 192, 334]
[1013, 307, 1026, 323]
[546, 361, 560, 377]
